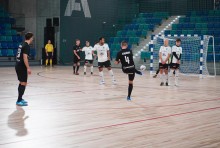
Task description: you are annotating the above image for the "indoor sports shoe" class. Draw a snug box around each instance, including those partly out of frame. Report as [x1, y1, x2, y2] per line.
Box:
[84, 72, 86, 75]
[166, 82, 169, 86]
[21, 99, 28, 104]
[160, 82, 164, 86]
[135, 70, 142, 75]
[91, 72, 93, 75]
[153, 74, 157, 78]
[76, 72, 79, 75]
[127, 96, 132, 101]
[112, 80, 117, 85]
[99, 80, 105, 85]
[16, 101, 28, 106]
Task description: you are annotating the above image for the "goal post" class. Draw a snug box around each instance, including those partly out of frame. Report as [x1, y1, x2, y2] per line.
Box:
[149, 34, 216, 78]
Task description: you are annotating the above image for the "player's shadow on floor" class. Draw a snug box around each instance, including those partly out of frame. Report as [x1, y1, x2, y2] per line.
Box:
[7, 106, 29, 136]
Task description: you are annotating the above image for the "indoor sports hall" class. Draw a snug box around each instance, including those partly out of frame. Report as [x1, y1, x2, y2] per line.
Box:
[0, 0, 220, 148]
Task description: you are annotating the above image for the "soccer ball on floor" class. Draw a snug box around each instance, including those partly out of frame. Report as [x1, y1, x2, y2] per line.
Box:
[140, 65, 146, 71]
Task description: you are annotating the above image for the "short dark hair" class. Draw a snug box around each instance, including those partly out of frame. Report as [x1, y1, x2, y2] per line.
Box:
[99, 37, 104, 41]
[76, 39, 80, 42]
[176, 38, 181, 42]
[25, 32, 33, 40]
[121, 40, 128, 46]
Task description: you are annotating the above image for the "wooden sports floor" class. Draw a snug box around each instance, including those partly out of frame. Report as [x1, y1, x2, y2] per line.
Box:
[0, 66, 220, 148]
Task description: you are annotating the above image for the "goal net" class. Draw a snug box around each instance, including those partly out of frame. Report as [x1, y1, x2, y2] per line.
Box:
[150, 35, 216, 78]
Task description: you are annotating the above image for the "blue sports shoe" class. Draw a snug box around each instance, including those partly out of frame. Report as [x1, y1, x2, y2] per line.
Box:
[21, 99, 28, 104]
[16, 101, 28, 106]
[127, 97, 132, 101]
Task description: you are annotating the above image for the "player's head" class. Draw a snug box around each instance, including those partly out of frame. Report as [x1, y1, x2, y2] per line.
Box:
[86, 41, 90, 46]
[48, 40, 51, 44]
[164, 38, 169, 46]
[176, 38, 181, 46]
[76, 39, 80, 45]
[121, 40, 128, 49]
[25, 32, 34, 44]
[99, 37, 105, 45]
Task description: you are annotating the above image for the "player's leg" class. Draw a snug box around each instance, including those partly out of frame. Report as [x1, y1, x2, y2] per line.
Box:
[84, 60, 88, 75]
[76, 61, 80, 75]
[175, 64, 180, 86]
[16, 69, 28, 106]
[49, 53, 53, 66]
[105, 61, 116, 84]
[127, 73, 135, 101]
[73, 63, 76, 74]
[164, 65, 169, 86]
[134, 68, 142, 75]
[153, 67, 160, 78]
[98, 64, 105, 84]
[90, 60, 94, 75]
[45, 54, 49, 66]
[159, 63, 164, 86]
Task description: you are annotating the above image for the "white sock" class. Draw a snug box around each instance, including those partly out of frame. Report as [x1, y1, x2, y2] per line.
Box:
[165, 74, 168, 83]
[84, 66, 87, 73]
[109, 69, 115, 81]
[160, 73, 164, 83]
[169, 69, 174, 85]
[175, 69, 179, 85]
[91, 66, 93, 73]
[99, 71, 104, 81]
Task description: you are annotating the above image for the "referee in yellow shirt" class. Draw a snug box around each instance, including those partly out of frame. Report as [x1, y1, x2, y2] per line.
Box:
[45, 40, 54, 66]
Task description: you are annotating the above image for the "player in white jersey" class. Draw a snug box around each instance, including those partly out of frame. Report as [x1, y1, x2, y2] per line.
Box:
[159, 39, 171, 86]
[169, 38, 182, 86]
[81, 41, 95, 75]
[93, 37, 116, 85]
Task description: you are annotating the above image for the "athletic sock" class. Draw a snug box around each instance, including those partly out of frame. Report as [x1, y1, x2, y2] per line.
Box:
[128, 84, 133, 98]
[17, 84, 26, 102]
[99, 71, 104, 81]
[46, 59, 48, 66]
[50, 59, 52, 66]
[73, 66, 76, 73]
[91, 66, 93, 73]
[84, 65, 87, 73]
[108, 69, 115, 81]
[76, 66, 79, 72]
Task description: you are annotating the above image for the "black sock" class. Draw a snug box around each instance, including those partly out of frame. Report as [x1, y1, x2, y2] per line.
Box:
[73, 66, 76, 73]
[156, 69, 160, 75]
[17, 84, 26, 102]
[135, 69, 142, 75]
[76, 66, 79, 72]
[128, 84, 133, 98]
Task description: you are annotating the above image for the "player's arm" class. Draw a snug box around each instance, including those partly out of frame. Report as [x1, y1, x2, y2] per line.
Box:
[52, 45, 54, 56]
[159, 46, 164, 63]
[73, 48, 80, 59]
[164, 48, 171, 63]
[106, 44, 110, 60]
[114, 52, 120, 65]
[23, 48, 31, 75]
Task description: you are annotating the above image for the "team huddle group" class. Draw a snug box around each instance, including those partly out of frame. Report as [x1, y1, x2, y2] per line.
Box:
[14, 32, 182, 106]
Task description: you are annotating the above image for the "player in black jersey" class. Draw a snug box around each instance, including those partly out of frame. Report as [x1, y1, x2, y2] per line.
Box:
[15, 32, 34, 106]
[115, 41, 142, 101]
[73, 39, 82, 75]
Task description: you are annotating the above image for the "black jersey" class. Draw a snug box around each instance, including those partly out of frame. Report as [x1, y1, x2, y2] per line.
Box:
[116, 49, 134, 69]
[73, 45, 81, 58]
[15, 42, 30, 69]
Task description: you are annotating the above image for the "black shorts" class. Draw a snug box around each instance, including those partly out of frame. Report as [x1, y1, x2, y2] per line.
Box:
[85, 59, 93, 65]
[15, 67, 28, 82]
[47, 52, 53, 59]
[170, 63, 180, 69]
[159, 63, 168, 70]
[122, 68, 135, 81]
[98, 60, 111, 68]
[73, 57, 80, 64]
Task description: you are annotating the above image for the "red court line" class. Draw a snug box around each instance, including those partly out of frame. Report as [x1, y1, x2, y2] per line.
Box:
[75, 106, 220, 134]
[1, 105, 220, 146]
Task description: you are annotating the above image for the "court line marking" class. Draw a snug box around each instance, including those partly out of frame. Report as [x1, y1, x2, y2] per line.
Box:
[1, 105, 220, 146]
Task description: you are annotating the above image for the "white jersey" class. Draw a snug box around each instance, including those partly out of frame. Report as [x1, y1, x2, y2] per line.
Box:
[93, 43, 109, 62]
[159, 46, 171, 64]
[171, 45, 182, 63]
[82, 46, 94, 60]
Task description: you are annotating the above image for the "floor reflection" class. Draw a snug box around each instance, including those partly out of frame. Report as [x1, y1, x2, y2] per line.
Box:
[8, 106, 29, 136]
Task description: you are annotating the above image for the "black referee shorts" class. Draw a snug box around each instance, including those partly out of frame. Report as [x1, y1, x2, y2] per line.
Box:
[98, 60, 111, 68]
[47, 52, 53, 59]
[170, 63, 180, 69]
[122, 68, 135, 81]
[15, 67, 28, 82]
[159, 63, 168, 70]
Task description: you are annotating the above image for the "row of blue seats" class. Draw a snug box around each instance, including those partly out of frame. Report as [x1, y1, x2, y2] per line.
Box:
[207, 54, 220, 62]
[0, 18, 15, 24]
[123, 24, 155, 30]
[109, 37, 140, 44]
[164, 30, 220, 37]
[0, 30, 17, 36]
[173, 23, 220, 29]
[0, 42, 20, 49]
[0, 23, 11, 29]
[180, 17, 220, 22]
[0, 49, 36, 57]
[0, 36, 23, 42]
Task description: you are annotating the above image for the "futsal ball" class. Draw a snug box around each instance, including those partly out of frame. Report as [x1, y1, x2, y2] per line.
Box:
[140, 65, 146, 71]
